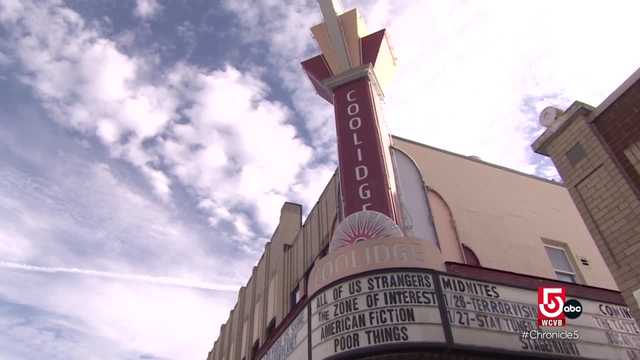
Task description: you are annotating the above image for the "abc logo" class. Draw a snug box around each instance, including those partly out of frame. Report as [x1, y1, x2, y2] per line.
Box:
[563, 299, 583, 319]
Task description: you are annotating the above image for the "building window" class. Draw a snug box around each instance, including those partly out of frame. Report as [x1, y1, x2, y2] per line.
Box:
[544, 245, 577, 283]
[566, 143, 587, 167]
[290, 285, 302, 309]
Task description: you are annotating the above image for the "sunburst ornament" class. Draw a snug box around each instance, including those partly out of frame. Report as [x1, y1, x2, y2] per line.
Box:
[329, 210, 403, 252]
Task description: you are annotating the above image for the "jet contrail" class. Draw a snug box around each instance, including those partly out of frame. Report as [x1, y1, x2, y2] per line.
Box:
[0, 261, 241, 292]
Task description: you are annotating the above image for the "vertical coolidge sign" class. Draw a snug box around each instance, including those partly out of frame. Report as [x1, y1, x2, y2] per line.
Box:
[334, 77, 394, 218]
[302, 0, 401, 226]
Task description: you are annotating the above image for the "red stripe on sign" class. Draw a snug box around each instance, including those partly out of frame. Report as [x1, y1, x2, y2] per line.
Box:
[301, 55, 334, 103]
[361, 29, 386, 66]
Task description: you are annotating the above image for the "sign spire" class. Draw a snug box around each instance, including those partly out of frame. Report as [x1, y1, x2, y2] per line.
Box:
[302, 1, 401, 251]
[317, 0, 351, 73]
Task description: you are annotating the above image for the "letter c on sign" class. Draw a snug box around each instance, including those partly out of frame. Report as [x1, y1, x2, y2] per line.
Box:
[346, 90, 356, 102]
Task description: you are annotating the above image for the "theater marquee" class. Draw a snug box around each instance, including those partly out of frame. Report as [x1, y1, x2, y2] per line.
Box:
[310, 270, 445, 359]
[440, 274, 640, 360]
[261, 267, 640, 360]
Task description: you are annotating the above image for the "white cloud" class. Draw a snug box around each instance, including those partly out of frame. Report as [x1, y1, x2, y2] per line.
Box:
[224, 0, 640, 177]
[221, 0, 338, 158]
[0, 0, 322, 236]
[3, 0, 176, 199]
[0, 152, 247, 358]
[158, 64, 313, 232]
[0, 50, 10, 66]
[0, 261, 241, 291]
[349, 0, 640, 173]
[0, 270, 237, 359]
[134, 0, 162, 20]
[0, 0, 23, 22]
[0, 229, 33, 262]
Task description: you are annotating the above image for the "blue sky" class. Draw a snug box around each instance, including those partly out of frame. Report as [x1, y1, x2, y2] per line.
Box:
[1, 0, 639, 359]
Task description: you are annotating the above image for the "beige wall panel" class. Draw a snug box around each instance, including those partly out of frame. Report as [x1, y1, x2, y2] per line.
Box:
[268, 231, 282, 276]
[291, 236, 299, 284]
[324, 175, 338, 247]
[337, 9, 363, 67]
[217, 325, 223, 360]
[394, 137, 617, 290]
[319, 181, 333, 250]
[255, 257, 266, 300]
[228, 339, 235, 360]
[243, 274, 254, 316]
[288, 246, 294, 289]
[318, 194, 326, 252]
[231, 292, 245, 360]
[303, 222, 311, 276]
[427, 191, 463, 263]
[274, 273, 284, 325]
[284, 259, 292, 318]
[228, 307, 237, 360]
[310, 24, 344, 75]
[240, 321, 248, 360]
[281, 250, 291, 317]
[253, 255, 267, 345]
[252, 299, 262, 343]
[222, 319, 230, 360]
[279, 203, 302, 245]
[318, 199, 326, 253]
[219, 324, 226, 360]
[294, 232, 304, 284]
[309, 207, 320, 263]
[242, 276, 255, 358]
[373, 34, 396, 93]
[266, 275, 277, 323]
[261, 246, 271, 341]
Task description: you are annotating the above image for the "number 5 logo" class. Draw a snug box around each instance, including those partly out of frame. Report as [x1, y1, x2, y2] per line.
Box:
[539, 288, 565, 317]
[538, 287, 566, 326]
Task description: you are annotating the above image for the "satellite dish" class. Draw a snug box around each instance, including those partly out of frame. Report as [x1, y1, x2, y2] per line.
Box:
[329, 210, 403, 252]
[540, 107, 561, 128]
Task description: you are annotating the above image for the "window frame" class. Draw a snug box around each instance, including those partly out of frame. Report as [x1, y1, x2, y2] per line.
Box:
[543, 244, 578, 283]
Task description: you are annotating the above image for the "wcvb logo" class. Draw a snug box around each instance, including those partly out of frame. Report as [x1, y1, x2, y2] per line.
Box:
[537, 287, 582, 327]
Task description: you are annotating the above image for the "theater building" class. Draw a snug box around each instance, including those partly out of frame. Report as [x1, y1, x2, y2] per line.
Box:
[207, 1, 640, 359]
[206, 134, 640, 360]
